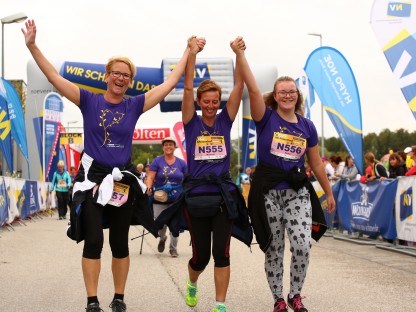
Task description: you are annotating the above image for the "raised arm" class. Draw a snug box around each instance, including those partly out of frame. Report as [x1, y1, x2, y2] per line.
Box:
[22, 20, 80, 105]
[307, 145, 336, 213]
[144, 37, 205, 113]
[226, 37, 245, 121]
[234, 40, 265, 122]
[182, 37, 204, 124]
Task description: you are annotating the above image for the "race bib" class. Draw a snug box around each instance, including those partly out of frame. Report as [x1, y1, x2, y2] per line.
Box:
[57, 179, 67, 188]
[108, 182, 130, 207]
[270, 132, 306, 160]
[194, 135, 227, 160]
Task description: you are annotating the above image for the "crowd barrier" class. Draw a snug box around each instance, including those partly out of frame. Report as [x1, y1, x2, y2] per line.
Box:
[1, 175, 415, 245]
[0, 176, 56, 227]
[314, 176, 416, 243]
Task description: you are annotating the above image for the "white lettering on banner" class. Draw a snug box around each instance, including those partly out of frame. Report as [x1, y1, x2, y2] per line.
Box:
[393, 50, 416, 89]
[248, 127, 256, 160]
[132, 128, 170, 141]
[196, 68, 206, 78]
[389, 3, 403, 12]
[323, 54, 353, 106]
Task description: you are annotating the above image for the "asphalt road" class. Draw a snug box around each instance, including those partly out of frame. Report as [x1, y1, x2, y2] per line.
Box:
[1, 212, 415, 311]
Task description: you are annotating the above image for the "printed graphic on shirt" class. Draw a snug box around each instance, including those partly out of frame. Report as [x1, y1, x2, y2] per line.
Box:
[270, 127, 306, 161]
[163, 165, 177, 183]
[99, 109, 125, 147]
[194, 135, 227, 161]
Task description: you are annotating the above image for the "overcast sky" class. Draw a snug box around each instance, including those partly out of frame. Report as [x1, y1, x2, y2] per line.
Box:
[2, 0, 415, 144]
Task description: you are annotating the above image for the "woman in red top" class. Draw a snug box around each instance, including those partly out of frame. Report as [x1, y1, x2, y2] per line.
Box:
[405, 146, 416, 176]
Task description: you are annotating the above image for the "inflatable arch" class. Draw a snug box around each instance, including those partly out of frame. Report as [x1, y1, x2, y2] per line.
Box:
[25, 58, 277, 180]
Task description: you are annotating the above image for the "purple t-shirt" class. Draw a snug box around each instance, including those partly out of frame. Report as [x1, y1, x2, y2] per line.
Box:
[150, 155, 187, 186]
[255, 107, 318, 190]
[79, 89, 144, 167]
[184, 108, 233, 193]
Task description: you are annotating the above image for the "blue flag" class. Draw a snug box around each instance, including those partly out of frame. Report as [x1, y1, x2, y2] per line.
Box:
[296, 70, 315, 119]
[0, 96, 13, 172]
[0, 79, 29, 161]
[304, 47, 364, 174]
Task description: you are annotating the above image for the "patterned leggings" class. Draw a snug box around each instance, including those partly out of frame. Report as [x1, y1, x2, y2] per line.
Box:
[264, 187, 312, 300]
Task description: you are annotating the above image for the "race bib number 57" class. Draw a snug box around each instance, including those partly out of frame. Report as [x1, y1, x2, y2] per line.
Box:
[108, 182, 130, 207]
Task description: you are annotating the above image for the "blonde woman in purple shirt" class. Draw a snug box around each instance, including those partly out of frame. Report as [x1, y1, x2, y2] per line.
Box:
[23, 19, 205, 312]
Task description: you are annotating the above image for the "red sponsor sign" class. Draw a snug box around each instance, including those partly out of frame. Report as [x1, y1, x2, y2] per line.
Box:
[132, 127, 171, 143]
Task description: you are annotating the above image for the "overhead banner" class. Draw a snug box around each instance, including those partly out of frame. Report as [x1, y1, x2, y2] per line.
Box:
[160, 58, 234, 112]
[0, 78, 29, 161]
[0, 95, 13, 172]
[43, 92, 63, 182]
[304, 47, 364, 174]
[370, 0, 416, 119]
[296, 70, 315, 119]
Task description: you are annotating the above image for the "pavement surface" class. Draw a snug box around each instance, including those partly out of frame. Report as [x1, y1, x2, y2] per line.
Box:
[1, 211, 416, 312]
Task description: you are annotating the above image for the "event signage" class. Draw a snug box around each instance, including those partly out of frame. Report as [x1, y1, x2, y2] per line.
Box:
[371, 0, 416, 119]
[43, 92, 63, 181]
[304, 47, 364, 174]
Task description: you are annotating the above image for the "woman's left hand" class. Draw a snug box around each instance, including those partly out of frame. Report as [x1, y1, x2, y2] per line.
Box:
[326, 194, 336, 213]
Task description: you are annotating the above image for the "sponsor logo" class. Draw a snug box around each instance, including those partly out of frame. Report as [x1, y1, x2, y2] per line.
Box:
[387, 2, 411, 18]
[400, 186, 413, 221]
[351, 185, 373, 221]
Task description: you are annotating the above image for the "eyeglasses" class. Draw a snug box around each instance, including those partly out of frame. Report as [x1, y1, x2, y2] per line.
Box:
[276, 90, 298, 97]
[109, 71, 132, 80]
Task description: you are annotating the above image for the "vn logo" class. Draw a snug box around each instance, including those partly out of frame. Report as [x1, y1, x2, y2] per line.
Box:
[384, 32, 416, 112]
[175, 63, 210, 90]
[400, 187, 413, 221]
[387, 2, 411, 17]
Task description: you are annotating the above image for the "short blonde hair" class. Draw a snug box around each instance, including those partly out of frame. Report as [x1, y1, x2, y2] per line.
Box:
[57, 160, 65, 168]
[106, 56, 136, 78]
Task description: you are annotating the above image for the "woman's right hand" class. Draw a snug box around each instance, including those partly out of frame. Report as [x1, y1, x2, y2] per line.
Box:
[230, 36, 246, 55]
[188, 36, 205, 55]
[21, 19, 37, 48]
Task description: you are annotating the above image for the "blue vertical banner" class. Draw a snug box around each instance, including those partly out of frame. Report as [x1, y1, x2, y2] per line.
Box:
[0, 96, 13, 172]
[304, 47, 364, 174]
[242, 116, 257, 170]
[24, 180, 39, 216]
[0, 78, 29, 161]
[0, 178, 9, 226]
[43, 92, 63, 182]
[296, 70, 315, 119]
[371, 0, 416, 119]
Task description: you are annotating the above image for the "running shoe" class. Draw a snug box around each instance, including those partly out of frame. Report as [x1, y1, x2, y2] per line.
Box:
[274, 298, 288, 312]
[185, 279, 198, 307]
[214, 303, 228, 312]
[157, 235, 167, 253]
[169, 249, 178, 257]
[85, 303, 103, 312]
[287, 294, 308, 312]
[109, 299, 126, 312]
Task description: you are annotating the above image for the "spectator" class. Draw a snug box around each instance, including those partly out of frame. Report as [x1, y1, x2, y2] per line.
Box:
[339, 155, 359, 181]
[329, 155, 344, 182]
[136, 163, 146, 181]
[405, 146, 416, 176]
[364, 152, 388, 181]
[322, 156, 335, 184]
[235, 166, 244, 193]
[404, 146, 415, 170]
[382, 153, 407, 180]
